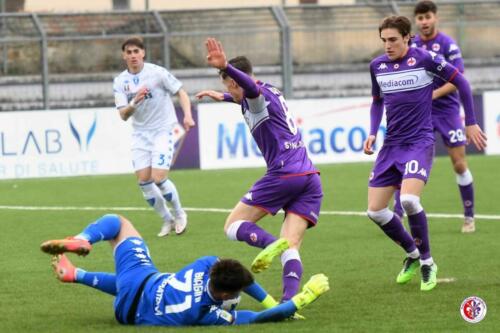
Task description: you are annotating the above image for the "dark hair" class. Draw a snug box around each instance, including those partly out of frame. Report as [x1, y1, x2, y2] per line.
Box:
[379, 16, 413, 44]
[209, 259, 254, 293]
[121, 36, 145, 51]
[414, 0, 437, 16]
[219, 56, 253, 79]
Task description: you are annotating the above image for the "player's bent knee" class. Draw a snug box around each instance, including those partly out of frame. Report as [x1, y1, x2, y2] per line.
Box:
[367, 208, 393, 226]
[225, 219, 246, 241]
[400, 194, 423, 216]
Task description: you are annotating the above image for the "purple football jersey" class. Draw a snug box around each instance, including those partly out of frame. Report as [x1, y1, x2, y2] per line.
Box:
[240, 82, 317, 176]
[412, 32, 464, 117]
[369, 47, 460, 146]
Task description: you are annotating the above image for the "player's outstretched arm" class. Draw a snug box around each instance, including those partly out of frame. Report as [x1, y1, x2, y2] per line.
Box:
[196, 90, 225, 101]
[243, 282, 279, 309]
[204, 37, 259, 99]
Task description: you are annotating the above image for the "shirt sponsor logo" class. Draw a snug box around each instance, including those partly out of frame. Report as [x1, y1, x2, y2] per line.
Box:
[432, 43, 441, 52]
[376, 68, 433, 94]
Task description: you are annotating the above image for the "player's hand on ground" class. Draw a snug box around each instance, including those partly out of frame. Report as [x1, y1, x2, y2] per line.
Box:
[363, 135, 376, 155]
[466, 124, 487, 151]
[195, 90, 225, 101]
[183, 115, 196, 132]
[292, 273, 330, 309]
[205, 38, 228, 70]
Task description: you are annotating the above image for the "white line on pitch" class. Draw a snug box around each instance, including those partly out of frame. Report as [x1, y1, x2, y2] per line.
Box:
[0, 205, 499, 220]
[436, 278, 457, 283]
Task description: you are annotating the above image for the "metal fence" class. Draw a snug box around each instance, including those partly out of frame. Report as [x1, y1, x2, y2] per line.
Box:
[1, 1, 500, 110]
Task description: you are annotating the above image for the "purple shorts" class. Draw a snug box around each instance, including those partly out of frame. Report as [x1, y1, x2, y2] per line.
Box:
[241, 172, 323, 226]
[433, 114, 466, 147]
[369, 143, 435, 187]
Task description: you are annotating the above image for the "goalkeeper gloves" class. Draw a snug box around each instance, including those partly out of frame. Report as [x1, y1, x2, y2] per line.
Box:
[261, 295, 279, 309]
[291, 273, 330, 310]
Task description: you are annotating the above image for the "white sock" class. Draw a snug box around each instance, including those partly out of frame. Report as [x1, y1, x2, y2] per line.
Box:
[456, 169, 473, 186]
[156, 179, 182, 214]
[407, 249, 420, 259]
[420, 257, 434, 266]
[140, 181, 173, 222]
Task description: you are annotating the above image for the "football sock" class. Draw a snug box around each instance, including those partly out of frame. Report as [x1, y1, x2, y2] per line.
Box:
[139, 181, 173, 222]
[226, 220, 277, 249]
[456, 170, 474, 217]
[419, 257, 434, 266]
[281, 249, 303, 302]
[74, 214, 121, 244]
[75, 269, 117, 296]
[368, 209, 417, 253]
[156, 178, 183, 214]
[408, 211, 431, 260]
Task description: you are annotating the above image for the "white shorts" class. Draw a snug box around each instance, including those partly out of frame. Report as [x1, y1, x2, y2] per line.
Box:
[131, 128, 175, 171]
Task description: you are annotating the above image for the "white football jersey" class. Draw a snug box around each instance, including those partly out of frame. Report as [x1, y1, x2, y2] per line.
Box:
[113, 62, 182, 131]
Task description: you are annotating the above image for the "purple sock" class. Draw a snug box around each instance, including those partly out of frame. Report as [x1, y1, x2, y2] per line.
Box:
[393, 189, 404, 218]
[282, 259, 303, 302]
[236, 222, 277, 249]
[459, 184, 474, 217]
[379, 214, 417, 253]
[407, 211, 431, 260]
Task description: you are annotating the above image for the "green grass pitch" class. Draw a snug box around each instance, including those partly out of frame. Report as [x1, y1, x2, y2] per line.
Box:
[0, 155, 498, 332]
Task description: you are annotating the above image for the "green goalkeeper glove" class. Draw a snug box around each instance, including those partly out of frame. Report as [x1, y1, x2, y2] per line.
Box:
[291, 274, 330, 310]
[260, 295, 279, 309]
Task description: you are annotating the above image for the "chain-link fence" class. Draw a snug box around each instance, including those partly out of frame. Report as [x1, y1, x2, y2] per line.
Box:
[1, 1, 500, 110]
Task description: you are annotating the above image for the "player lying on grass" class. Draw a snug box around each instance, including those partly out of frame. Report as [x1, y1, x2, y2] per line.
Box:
[40, 214, 329, 326]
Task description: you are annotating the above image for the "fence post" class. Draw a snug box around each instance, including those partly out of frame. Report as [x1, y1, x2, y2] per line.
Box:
[32, 13, 49, 110]
[153, 11, 170, 68]
[271, 6, 293, 99]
